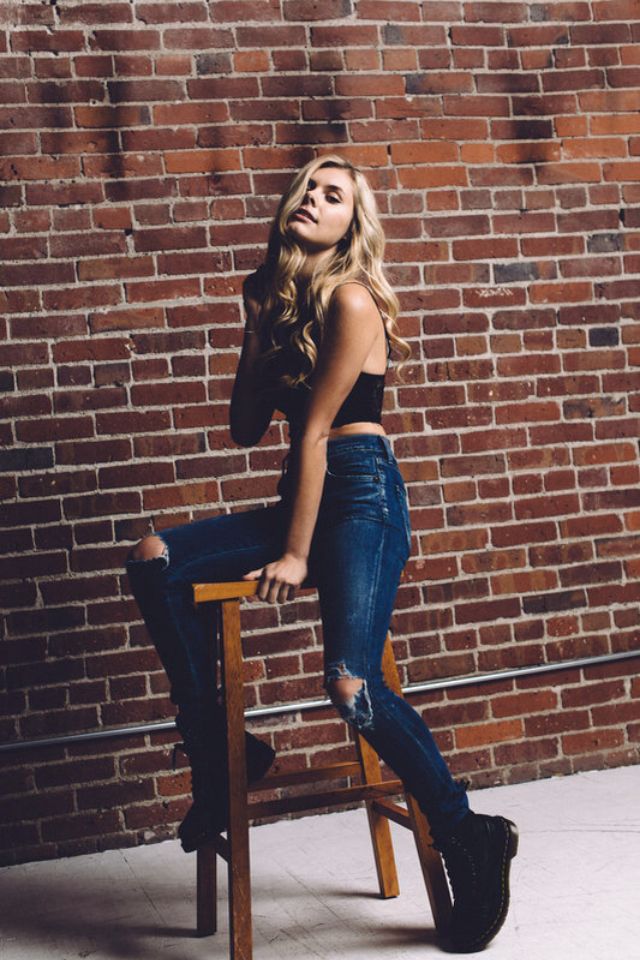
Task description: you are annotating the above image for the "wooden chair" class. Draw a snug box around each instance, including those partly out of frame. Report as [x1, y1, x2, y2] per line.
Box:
[191, 579, 452, 960]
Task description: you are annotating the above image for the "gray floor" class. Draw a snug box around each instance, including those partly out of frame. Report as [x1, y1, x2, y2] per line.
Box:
[1, 765, 638, 960]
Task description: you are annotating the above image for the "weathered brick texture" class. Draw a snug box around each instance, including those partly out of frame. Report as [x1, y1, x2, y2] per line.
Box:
[1, 0, 639, 866]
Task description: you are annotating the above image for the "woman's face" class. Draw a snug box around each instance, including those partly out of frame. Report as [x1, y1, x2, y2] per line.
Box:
[286, 166, 355, 255]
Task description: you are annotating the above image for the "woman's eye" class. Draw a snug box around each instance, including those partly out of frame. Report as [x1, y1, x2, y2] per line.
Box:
[327, 195, 340, 203]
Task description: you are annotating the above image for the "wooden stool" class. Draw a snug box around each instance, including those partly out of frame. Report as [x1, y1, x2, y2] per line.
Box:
[191, 579, 451, 960]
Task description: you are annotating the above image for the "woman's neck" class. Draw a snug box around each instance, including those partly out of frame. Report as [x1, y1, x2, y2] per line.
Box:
[297, 247, 335, 284]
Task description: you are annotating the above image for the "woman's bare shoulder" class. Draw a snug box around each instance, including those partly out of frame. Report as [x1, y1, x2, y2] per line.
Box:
[322, 283, 383, 355]
[328, 280, 382, 321]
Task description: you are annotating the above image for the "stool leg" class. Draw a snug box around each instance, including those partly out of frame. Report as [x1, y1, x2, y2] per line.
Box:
[221, 598, 253, 960]
[406, 795, 452, 932]
[197, 842, 217, 935]
[381, 636, 453, 931]
[355, 729, 400, 898]
[195, 600, 220, 937]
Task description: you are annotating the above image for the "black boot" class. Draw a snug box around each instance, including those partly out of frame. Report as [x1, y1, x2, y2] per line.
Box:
[435, 810, 519, 953]
[173, 714, 276, 853]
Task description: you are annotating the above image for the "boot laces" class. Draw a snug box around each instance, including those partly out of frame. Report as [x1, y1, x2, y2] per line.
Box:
[440, 837, 478, 913]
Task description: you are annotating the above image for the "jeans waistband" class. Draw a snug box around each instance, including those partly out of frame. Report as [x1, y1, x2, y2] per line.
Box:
[281, 433, 395, 477]
[326, 433, 395, 462]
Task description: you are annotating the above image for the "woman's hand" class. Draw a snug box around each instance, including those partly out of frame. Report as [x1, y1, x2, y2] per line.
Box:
[242, 552, 308, 604]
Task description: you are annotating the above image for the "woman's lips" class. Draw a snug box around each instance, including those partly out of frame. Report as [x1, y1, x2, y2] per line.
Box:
[292, 209, 315, 223]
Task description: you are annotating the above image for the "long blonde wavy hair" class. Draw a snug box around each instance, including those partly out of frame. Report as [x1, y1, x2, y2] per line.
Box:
[252, 154, 412, 395]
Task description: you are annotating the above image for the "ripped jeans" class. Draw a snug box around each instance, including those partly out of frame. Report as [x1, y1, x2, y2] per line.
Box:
[125, 433, 469, 843]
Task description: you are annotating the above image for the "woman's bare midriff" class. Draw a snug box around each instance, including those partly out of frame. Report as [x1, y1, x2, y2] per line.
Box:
[327, 422, 387, 440]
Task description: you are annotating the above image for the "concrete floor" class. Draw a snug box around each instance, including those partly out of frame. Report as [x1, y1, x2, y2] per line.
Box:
[1, 765, 638, 960]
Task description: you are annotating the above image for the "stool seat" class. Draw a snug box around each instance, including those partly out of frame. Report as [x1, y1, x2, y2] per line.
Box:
[191, 579, 452, 959]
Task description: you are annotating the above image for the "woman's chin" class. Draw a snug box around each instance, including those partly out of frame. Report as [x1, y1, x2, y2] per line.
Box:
[288, 217, 312, 233]
[285, 227, 333, 257]
[286, 225, 313, 246]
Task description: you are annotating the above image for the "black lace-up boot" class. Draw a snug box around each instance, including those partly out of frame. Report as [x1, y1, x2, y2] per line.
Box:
[434, 810, 518, 953]
[173, 711, 275, 853]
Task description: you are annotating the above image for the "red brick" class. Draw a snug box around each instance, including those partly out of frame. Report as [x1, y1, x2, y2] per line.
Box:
[562, 729, 626, 755]
[591, 701, 640, 725]
[491, 690, 558, 718]
[562, 680, 626, 708]
[0, 790, 75, 824]
[35, 758, 116, 790]
[118, 747, 175, 777]
[455, 719, 523, 749]
[76, 778, 155, 811]
[494, 737, 559, 766]
[42, 811, 121, 842]
[525, 710, 591, 737]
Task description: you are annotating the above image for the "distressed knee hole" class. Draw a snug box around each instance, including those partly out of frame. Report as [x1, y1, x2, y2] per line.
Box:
[327, 676, 373, 731]
[329, 677, 364, 706]
[127, 534, 169, 565]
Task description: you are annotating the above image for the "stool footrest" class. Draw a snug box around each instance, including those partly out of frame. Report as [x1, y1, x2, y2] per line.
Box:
[250, 761, 363, 791]
[198, 784, 407, 864]
[198, 783, 406, 865]
[372, 797, 412, 828]
[248, 778, 403, 820]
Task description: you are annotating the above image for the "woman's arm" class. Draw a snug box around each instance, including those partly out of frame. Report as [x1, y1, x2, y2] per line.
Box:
[243, 283, 383, 602]
[229, 272, 275, 447]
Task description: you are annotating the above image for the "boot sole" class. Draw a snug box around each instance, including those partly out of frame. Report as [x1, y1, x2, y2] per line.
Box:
[180, 822, 226, 854]
[449, 817, 519, 953]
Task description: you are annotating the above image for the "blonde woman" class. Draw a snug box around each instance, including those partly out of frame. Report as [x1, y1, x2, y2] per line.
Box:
[125, 155, 517, 953]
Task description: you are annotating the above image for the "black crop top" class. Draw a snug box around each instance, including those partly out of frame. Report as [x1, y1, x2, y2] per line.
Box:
[272, 285, 391, 440]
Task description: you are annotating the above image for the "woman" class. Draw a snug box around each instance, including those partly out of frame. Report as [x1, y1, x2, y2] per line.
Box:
[125, 154, 517, 953]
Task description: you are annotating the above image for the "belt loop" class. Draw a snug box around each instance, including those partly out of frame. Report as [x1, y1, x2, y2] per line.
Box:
[378, 434, 392, 461]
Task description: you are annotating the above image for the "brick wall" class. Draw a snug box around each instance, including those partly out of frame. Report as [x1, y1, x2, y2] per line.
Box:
[1, 0, 640, 866]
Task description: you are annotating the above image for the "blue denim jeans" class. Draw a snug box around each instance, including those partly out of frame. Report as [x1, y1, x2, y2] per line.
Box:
[125, 433, 469, 842]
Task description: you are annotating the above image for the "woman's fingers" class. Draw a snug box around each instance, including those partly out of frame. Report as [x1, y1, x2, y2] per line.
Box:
[266, 575, 296, 604]
[243, 561, 301, 603]
[268, 582, 280, 604]
[270, 576, 288, 604]
[280, 581, 295, 604]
